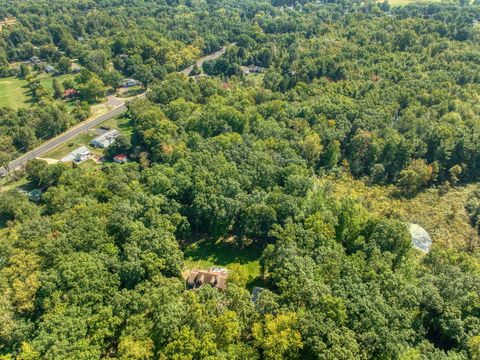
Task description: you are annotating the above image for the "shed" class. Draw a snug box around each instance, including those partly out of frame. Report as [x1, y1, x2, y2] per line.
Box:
[63, 88, 77, 98]
[45, 65, 56, 74]
[113, 154, 128, 164]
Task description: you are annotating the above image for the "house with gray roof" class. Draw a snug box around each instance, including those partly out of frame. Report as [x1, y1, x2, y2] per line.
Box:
[91, 129, 119, 148]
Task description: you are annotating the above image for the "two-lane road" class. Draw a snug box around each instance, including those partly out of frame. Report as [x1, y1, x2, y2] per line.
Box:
[0, 105, 128, 176]
[0, 45, 229, 177]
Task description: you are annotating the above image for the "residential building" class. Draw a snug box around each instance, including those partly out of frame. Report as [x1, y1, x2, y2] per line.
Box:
[61, 146, 91, 163]
[91, 129, 119, 148]
[63, 89, 77, 98]
[113, 154, 128, 164]
[29, 56, 41, 65]
[187, 268, 228, 290]
[240, 65, 265, 75]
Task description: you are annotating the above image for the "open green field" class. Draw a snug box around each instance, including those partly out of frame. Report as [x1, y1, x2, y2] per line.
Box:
[0, 73, 75, 110]
[38, 73, 74, 93]
[99, 116, 134, 137]
[183, 239, 262, 289]
[0, 77, 29, 109]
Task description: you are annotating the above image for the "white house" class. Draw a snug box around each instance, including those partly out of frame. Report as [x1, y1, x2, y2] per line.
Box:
[91, 129, 119, 148]
[61, 146, 91, 163]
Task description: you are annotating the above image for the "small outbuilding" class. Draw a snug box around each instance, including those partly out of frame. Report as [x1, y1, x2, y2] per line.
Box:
[28, 189, 42, 202]
[113, 154, 128, 164]
[241, 65, 265, 75]
[45, 65, 56, 74]
[251, 286, 265, 304]
[63, 88, 77, 98]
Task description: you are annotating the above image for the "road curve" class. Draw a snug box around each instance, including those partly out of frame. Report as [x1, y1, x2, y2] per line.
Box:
[0, 45, 229, 177]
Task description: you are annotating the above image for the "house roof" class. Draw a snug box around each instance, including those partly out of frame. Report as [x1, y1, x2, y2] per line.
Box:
[72, 146, 90, 156]
[61, 146, 90, 162]
[187, 268, 228, 290]
[91, 129, 119, 147]
[63, 88, 77, 97]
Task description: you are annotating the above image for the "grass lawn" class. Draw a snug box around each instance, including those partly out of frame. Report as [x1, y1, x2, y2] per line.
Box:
[98, 115, 134, 137]
[0, 175, 29, 193]
[38, 73, 74, 93]
[117, 86, 145, 98]
[183, 239, 263, 289]
[0, 77, 29, 109]
[0, 73, 75, 110]
[44, 132, 99, 160]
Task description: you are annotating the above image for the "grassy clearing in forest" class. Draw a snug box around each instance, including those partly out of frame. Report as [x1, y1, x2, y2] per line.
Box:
[0, 77, 29, 109]
[0, 73, 76, 110]
[183, 239, 262, 289]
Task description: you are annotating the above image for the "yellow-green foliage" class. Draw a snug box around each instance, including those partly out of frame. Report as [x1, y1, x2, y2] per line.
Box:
[318, 175, 478, 250]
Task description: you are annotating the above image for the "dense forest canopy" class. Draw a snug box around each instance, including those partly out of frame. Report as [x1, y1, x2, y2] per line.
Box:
[0, 0, 480, 359]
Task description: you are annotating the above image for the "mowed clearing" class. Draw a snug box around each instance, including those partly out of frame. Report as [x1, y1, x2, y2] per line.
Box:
[0, 77, 29, 109]
[0, 73, 75, 110]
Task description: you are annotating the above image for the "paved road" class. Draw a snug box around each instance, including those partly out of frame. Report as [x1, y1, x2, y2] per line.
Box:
[0, 45, 228, 176]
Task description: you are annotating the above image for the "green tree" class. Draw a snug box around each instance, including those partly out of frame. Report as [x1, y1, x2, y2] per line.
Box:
[397, 159, 432, 196]
[52, 79, 63, 99]
[252, 313, 303, 360]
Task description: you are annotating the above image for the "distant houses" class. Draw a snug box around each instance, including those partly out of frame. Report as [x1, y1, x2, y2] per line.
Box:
[91, 129, 119, 148]
[187, 268, 228, 290]
[61, 146, 91, 163]
[240, 65, 265, 75]
[29, 56, 42, 65]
